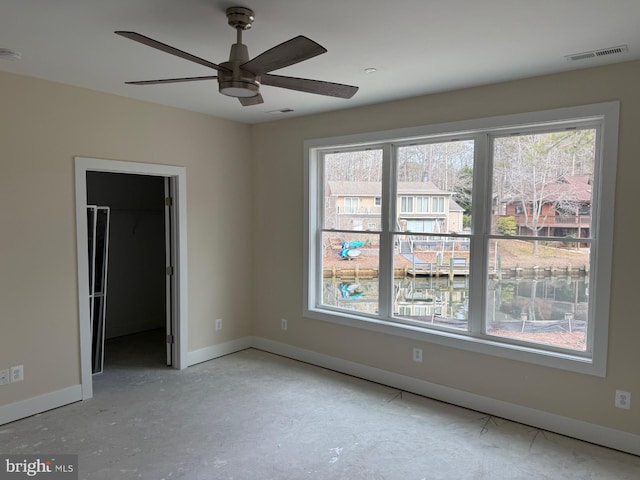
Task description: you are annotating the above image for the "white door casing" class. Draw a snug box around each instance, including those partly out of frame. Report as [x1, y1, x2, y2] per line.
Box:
[75, 157, 188, 400]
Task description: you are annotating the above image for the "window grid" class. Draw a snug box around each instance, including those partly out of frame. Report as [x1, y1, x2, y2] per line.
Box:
[318, 129, 599, 346]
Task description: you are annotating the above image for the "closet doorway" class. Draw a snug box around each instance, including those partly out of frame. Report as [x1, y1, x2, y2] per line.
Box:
[75, 157, 188, 400]
[87, 172, 166, 372]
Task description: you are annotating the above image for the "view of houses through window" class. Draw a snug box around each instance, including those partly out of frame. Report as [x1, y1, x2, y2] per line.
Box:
[487, 129, 595, 349]
[318, 126, 598, 353]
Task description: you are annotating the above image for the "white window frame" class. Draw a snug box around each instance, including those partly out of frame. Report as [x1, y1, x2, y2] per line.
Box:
[304, 102, 619, 376]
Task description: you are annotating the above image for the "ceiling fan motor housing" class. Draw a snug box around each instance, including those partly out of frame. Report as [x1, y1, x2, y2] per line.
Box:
[218, 41, 260, 98]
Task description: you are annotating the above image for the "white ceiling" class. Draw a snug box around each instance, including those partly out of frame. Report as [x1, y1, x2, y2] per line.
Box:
[1, 0, 639, 124]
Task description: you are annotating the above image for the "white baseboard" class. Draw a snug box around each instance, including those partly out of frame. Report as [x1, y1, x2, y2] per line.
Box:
[251, 336, 640, 457]
[3, 337, 637, 457]
[186, 336, 253, 366]
[0, 385, 82, 426]
[0, 337, 253, 427]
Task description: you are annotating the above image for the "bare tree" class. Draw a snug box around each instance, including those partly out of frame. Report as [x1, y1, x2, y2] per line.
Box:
[397, 141, 474, 188]
[325, 150, 382, 182]
[493, 130, 594, 254]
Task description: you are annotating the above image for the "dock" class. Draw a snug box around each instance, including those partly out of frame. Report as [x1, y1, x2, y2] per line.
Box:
[404, 254, 469, 278]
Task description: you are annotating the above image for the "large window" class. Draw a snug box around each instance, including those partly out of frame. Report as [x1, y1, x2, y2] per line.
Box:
[305, 103, 618, 375]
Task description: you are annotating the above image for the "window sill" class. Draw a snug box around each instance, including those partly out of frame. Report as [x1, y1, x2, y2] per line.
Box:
[304, 307, 603, 377]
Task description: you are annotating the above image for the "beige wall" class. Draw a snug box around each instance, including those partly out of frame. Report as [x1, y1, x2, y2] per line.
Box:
[0, 71, 252, 404]
[251, 60, 640, 435]
[1, 59, 639, 438]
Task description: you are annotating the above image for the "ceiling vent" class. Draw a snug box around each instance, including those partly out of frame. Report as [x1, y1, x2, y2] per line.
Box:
[565, 45, 628, 62]
[266, 108, 294, 115]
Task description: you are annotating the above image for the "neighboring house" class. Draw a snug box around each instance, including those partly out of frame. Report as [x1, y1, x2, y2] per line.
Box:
[501, 175, 592, 238]
[446, 198, 465, 233]
[325, 181, 381, 231]
[326, 181, 464, 233]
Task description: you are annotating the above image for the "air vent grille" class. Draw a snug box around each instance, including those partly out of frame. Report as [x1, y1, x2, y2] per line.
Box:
[566, 45, 628, 62]
[266, 108, 294, 115]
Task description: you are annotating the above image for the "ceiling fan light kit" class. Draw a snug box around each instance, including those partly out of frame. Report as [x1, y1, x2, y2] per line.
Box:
[219, 80, 260, 98]
[115, 6, 358, 106]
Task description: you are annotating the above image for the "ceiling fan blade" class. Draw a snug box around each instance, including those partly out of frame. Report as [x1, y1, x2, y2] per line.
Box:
[115, 31, 230, 72]
[261, 74, 359, 99]
[241, 36, 326, 75]
[125, 76, 218, 85]
[239, 94, 264, 106]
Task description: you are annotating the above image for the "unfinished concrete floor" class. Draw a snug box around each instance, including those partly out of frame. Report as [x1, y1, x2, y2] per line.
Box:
[1, 330, 639, 479]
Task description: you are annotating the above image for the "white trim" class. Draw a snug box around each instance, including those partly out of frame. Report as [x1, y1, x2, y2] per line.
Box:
[0, 336, 253, 426]
[186, 337, 253, 366]
[74, 157, 189, 401]
[304, 101, 619, 377]
[304, 102, 618, 150]
[0, 385, 82, 426]
[252, 337, 640, 457]
[2, 338, 637, 456]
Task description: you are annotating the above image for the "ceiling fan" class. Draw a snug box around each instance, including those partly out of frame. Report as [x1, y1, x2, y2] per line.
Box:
[115, 6, 359, 106]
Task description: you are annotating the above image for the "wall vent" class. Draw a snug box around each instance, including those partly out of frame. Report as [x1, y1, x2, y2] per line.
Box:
[566, 45, 628, 62]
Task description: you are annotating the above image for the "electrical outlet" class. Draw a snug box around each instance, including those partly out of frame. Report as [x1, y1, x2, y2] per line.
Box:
[615, 390, 631, 410]
[413, 348, 423, 363]
[281, 318, 287, 331]
[0, 369, 9, 386]
[10, 365, 24, 383]
[215, 318, 222, 331]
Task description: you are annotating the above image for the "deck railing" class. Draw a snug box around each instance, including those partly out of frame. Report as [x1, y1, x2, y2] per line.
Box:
[500, 214, 591, 227]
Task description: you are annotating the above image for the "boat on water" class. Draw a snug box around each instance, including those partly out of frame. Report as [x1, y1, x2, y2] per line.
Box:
[339, 283, 363, 299]
[339, 241, 363, 260]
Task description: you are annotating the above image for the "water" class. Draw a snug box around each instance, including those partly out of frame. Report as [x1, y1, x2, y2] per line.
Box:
[322, 275, 588, 349]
